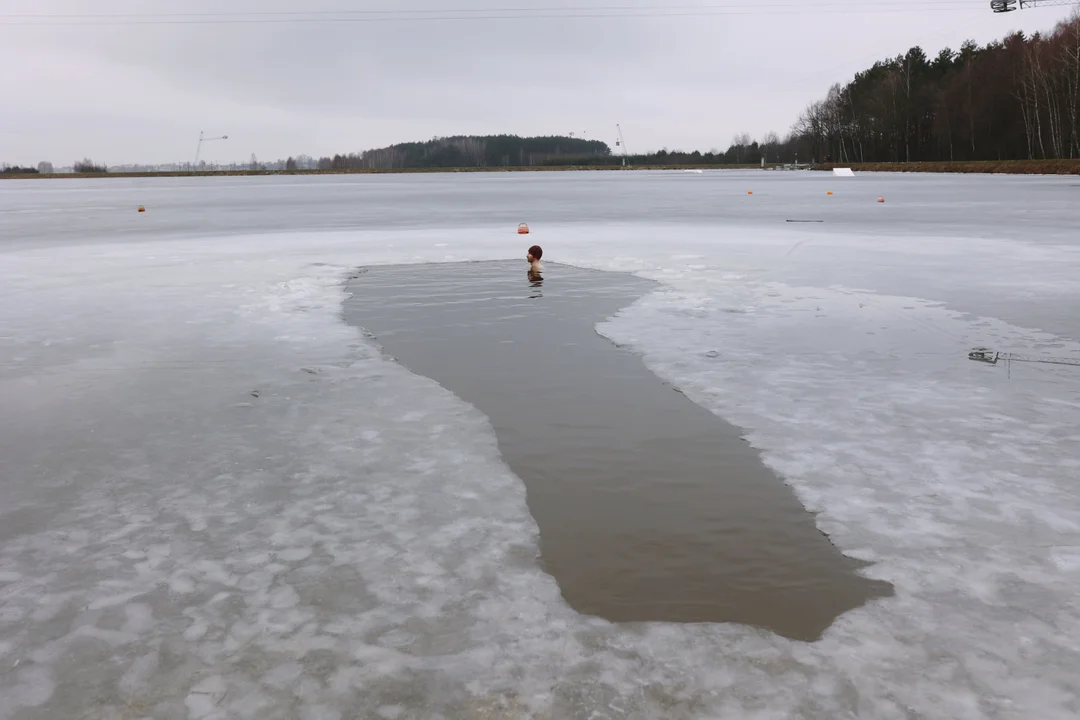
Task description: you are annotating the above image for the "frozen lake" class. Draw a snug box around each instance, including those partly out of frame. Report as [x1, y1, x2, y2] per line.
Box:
[1, 171, 1079, 719]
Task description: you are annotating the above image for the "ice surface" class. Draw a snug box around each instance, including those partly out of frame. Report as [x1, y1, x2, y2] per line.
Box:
[1, 172, 1079, 718]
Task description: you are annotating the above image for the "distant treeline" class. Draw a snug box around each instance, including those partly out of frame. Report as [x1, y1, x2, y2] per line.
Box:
[314, 132, 786, 170]
[539, 134, 784, 167]
[1, 165, 39, 175]
[784, 10, 1080, 163]
[313, 134, 611, 170]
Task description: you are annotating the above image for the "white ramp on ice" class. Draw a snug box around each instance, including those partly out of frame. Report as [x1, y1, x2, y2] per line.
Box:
[833, 167, 856, 176]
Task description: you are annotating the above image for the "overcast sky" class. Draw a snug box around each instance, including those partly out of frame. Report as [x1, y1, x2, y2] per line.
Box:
[1, 0, 1076, 166]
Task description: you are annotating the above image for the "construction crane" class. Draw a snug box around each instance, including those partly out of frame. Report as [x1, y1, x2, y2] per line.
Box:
[615, 124, 629, 167]
[194, 131, 228, 168]
[991, 0, 1079, 13]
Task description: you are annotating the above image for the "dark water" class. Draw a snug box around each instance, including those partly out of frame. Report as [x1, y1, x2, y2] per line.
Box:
[344, 261, 892, 641]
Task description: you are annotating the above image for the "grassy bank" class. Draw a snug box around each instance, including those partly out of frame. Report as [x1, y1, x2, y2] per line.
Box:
[0, 164, 769, 180]
[814, 160, 1080, 175]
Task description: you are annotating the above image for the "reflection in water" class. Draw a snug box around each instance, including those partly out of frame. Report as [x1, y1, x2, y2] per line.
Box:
[528, 270, 543, 298]
[345, 261, 892, 641]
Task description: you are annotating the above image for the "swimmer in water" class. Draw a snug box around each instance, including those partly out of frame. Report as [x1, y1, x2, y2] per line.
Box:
[527, 245, 543, 278]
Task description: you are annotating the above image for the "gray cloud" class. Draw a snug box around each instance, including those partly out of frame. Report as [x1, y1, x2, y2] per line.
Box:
[2, 0, 1075, 165]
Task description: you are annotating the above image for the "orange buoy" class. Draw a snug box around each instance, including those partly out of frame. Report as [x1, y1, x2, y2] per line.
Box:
[877, 196, 885, 203]
[747, 190, 753, 195]
[137, 205, 145, 212]
[827, 191, 833, 196]
[517, 222, 530, 235]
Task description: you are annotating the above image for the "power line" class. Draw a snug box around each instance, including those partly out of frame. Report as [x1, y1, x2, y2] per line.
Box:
[0, 11, 1008, 27]
[0, 2, 991, 17]
[0, 1, 1047, 26]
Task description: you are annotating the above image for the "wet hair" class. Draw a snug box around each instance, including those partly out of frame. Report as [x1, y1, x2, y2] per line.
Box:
[528, 245, 543, 260]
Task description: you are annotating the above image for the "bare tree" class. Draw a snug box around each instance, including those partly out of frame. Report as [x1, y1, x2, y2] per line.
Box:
[73, 158, 107, 173]
[1027, 34, 1050, 158]
[37, 161, 54, 174]
[730, 133, 753, 163]
[1060, 10, 1080, 157]
[1012, 33, 1044, 159]
[793, 100, 829, 161]
[761, 131, 780, 162]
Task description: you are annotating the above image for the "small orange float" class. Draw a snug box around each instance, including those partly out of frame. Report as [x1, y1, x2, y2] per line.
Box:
[877, 197, 885, 203]
[137, 205, 145, 212]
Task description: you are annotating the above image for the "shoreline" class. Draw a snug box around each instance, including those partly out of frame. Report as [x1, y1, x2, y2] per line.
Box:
[815, 159, 1080, 175]
[4, 159, 1079, 179]
[0, 164, 764, 180]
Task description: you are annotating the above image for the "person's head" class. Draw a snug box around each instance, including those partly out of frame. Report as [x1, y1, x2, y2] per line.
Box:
[527, 245, 543, 263]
